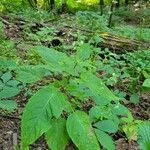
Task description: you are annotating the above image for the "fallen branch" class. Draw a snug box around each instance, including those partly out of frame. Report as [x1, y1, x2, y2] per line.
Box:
[63, 25, 150, 52]
[99, 33, 150, 52]
[0, 114, 21, 120]
[0, 17, 19, 29]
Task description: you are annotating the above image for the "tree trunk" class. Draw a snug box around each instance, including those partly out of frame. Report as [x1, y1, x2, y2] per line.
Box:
[62, 25, 150, 52]
[62, 0, 68, 12]
[125, 0, 129, 6]
[99, 0, 104, 16]
[50, 0, 55, 9]
[99, 33, 150, 52]
[116, 0, 120, 8]
[108, 0, 115, 27]
[27, 0, 34, 8]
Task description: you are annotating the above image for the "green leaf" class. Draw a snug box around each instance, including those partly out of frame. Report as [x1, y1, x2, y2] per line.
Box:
[69, 72, 118, 105]
[0, 57, 17, 69]
[45, 118, 69, 150]
[94, 120, 118, 133]
[80, 72, 118, 105]
[76, 43, 93, 61]
[112, 103, 133, 123]
[36, 46, 75, 75]
[130, 93, 139, 104]
[89, 106, 102, 122]
[142, 79, 150, 88]
[66, 111, 99, 150]
[6, 80, 20, 87]
[0, 100, 17, 110]
[21, 85, 71, 147]
[16, 66, 47, 83]
[1, 72, 12, 83]
[0, 80, 3, 90]
[142, 70, 150, 79]
[89, 105, 119, 124]
[123, 120, 143, 140]
[95, 129, 115, 150]
[138, 121, 150, 150]
[0, 86, 20, 99]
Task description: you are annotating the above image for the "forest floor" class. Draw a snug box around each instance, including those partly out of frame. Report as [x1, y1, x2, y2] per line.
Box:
[0, 7, 150, 150]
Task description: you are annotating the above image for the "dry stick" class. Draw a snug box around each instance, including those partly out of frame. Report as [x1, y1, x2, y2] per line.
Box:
[0, 17, 11, 26]
[0, 114, 21, 120]
[0, 17, 19, 29]
[2, 15, 30, 23]
[13, 133, 18, 148]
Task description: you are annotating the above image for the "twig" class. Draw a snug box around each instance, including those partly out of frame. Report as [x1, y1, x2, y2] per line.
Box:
[0, 17, 11, 26]
[13, 133, 18, 147]
[0, 17, 19, 29]
[0, 114, 21, 120]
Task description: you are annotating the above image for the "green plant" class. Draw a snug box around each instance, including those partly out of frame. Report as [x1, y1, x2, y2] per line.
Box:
[0, 71, 21, 99]
[142, 79, 150, 89]
[76, 11, 110, 32]
[0, 71, 20, 111]
[25, 27, 57, 43]
[0, 21, 5, 40]
[96, 48, 150, 104]
[112, 25, 150, 41]
[0, 40, 18, 59]
[123, 120, 150, 150]
[0, 0, 28, 12]
[122, 120, 143, 141]
[138, 121, 150, 150]
[0, 99, 17, 111]
[1, 45, 134, 150]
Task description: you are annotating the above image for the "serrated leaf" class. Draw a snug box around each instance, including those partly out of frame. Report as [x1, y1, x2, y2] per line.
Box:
[66, 111, 99, 150]
[0, 86, 20, 99]
[21, 85, 71, 147]
[16, 66, 47, 83]
[95, 129, 115, 150]
[68, 72, 118, 105]
[112, 103, 133, 123]
[123, 120, 143, 140]
[142, 70, 150, 79]
[130, 93, 139, 104]
[1, 72, 12, 83]
[142, 79, 150, 88]
[76, 43, 93, 61]
[89, 106, 102, 122]
[36, 46, 75, 75]
[80, 72, 118, 105]
[6, 80, 20, 87]
[45, 118, 69, 150]
[94, 120, 118, 133]
[89, 105, 120, 125]
[138, 121, 150, 150]
[0, 57, 17, 69]
[0, 80, 3, 90]
[0, 100, 17, 110]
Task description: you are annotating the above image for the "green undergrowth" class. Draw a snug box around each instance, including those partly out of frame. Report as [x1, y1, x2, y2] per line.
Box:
[112, 25, 150, 41]
[114, 7, 150, 27]
[0, 9, 150, 150]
